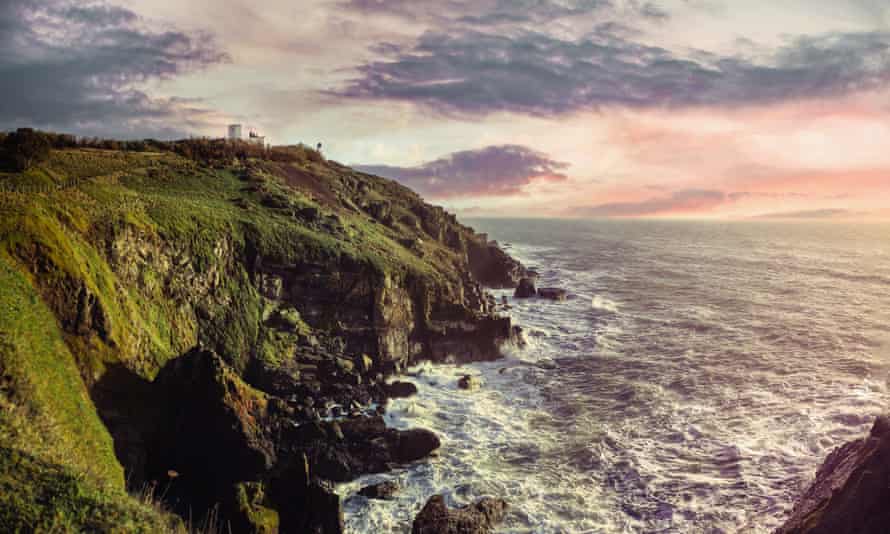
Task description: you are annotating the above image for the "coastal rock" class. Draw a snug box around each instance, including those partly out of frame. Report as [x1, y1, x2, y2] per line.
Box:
[537, 288, 568, 301]
[307, 417, 441, 481]
[398, 428, 442, 463]
[458, 375, 482, 390]
[358, 480, 401, 500]
[467, 238, 526, 289]
[514, 277, 537, 298]
[775, 415, 890, 534]
[411, 495, 508, 534]
[386, 381, 419, 398]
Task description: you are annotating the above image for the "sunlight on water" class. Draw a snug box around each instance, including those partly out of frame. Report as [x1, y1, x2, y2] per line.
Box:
[342, 220, 890, 533]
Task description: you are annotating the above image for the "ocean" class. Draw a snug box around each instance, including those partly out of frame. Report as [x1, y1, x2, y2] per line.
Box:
[341, 219, 890, 533]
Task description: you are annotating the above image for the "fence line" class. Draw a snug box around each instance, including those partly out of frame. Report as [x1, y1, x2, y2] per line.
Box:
[0, 170, 129, 194]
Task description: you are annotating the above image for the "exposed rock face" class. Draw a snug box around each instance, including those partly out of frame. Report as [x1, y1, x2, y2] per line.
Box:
[359, 480, 401, 500]
[538, 288, 568, 301]
[467, 238, 526, 289]
[427, 316, 515, 363]
[776, 415, 890, 534]
[412, 495, 509, 534]
[514, 277, 537, 298]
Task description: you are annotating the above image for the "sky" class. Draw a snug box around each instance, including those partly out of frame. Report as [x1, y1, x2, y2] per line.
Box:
[3, 0, 890, 219]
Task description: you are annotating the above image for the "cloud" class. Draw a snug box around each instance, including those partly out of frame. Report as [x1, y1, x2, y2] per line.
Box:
[0, 0, 229, 138]
[751, 208, 858, 219]
[355, 144, 568, 198]
[338, 0, 619, 24]
[572, 189, 727, 217]
[333, 27, 890, 116]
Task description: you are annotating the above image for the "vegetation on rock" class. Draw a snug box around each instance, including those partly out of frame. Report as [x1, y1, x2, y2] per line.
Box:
[0, 134, 521, 532]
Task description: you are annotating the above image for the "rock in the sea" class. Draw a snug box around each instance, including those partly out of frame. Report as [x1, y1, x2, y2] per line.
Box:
[457, 375, 482, 390]
[358, 480, 401, 500]
[386, 381, 419, 398]
[775, 415, 890, 534]
[537, 288, 568, 301]
[412, 495, 508, 534]
[514, 277, 537, 298]
[398, 428, 442, 463]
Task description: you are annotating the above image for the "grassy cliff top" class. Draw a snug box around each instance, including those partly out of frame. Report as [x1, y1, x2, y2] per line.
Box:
[0, 141, 488, 531]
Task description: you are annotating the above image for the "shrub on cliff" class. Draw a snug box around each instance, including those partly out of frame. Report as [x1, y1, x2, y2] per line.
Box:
[2, 128, 52, 171]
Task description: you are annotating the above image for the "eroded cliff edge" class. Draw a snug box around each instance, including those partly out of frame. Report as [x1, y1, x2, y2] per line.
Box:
[775, 415, 890, 534]
[0, 143, 524, 532]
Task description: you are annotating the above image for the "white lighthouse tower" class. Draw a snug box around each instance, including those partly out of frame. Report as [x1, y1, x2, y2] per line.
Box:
[227, 124, 242, 140]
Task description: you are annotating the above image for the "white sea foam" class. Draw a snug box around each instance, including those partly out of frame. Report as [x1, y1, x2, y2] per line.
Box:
[591, 295, 619, 313]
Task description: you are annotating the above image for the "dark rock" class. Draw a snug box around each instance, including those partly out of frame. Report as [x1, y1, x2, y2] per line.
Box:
[775, 415, 890, 534]
[397, 428, 442, 463]
[305, 417, 440, 481]
[296, 206, 321, 222]
[386, 381, 419, 399]
[151, 349, 276, 502]
[270, 459, 344, 534]
[427, 316, 516, 364]
[514, 277, 537, 298]
[358, 480, 401, 500]
[537, 288, 568, 301]
[467, 238, 526, 289]
[412, 495, 508, 534]
[458, 375, 482, 390]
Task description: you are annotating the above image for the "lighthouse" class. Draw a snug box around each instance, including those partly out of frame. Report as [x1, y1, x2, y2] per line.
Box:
[227, 124, 242, 140]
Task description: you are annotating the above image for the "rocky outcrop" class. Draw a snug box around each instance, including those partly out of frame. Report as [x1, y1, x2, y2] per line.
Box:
[467, 238, 526, 289]
[537, 288, 568, 301]
[514, 277, 537, 298]
[386, 381, 419, 398]
[359, 480, 401, 500]
[412, 495, 509, 534]
[776, 415, 890, 534]
[458, 375, 482, 390]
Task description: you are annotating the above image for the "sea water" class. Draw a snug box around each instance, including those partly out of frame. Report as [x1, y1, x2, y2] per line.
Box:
[341, 219, 890, 533]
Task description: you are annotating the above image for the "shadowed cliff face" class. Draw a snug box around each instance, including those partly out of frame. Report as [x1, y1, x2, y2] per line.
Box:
[776, 416, 890, 534]
[0, 147, 523, 532]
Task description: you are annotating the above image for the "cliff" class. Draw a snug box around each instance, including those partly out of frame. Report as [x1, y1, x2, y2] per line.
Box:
[775, 415, 890, 534]
[0, 143, 524, 532]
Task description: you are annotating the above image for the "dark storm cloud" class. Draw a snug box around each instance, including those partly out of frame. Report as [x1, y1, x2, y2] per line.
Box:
[356, 145, 569, 198]
[339, 0, 668, 27]
[334, 27, 890, 116]
[0, 0, 229, 138]
[572, 189, 727, 217]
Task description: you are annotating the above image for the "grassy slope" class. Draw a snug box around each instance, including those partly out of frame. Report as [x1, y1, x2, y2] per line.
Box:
[0, 148, 469, 530]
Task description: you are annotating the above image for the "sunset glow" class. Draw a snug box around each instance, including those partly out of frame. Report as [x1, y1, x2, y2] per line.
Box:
[4, 0, 890, 218]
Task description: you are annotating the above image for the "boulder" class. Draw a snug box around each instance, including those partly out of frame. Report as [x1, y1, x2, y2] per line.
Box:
[386, 381, 419, 399]
[305, 417, 440, 481]
[775, 415, 890, 534]
[412, 495, 508, 534]
[358, 480, 401, 500]
[537, 288, 568, 301]
[458, 375, 482, 390]
[397, 429, 442, 463]
[513, 277, 537, 298]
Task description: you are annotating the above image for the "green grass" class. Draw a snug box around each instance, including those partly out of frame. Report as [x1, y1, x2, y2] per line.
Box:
[0, 447, 180, 534]
[0, 257, 121, 485]
[0, 146, 480, 530]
